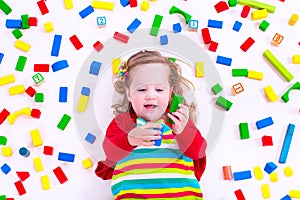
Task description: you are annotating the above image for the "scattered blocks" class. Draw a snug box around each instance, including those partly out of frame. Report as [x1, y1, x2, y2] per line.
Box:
[32, 73, 45, 86]
[53, 166, 68, 184]
[58, 152, 75, 162]
[160, 35, 168, 45]
[113, 32, 129, 43]
[173, 23, 182, 33]
[264, 85, 278, 102]
[169, 6, 192, 24]
[52, 60, 69, 72]
[214, 1, 229, 13]
[279, 123, 295, 164]
[253, 166, 263, 180]
[239, 123, 250, 139]
[212, 83, 222, 95]
[1, 163, 11, 174]
[256, 116, 273, 129]
[33, 157, 44, 172]
[264, 162, 277, 174]
[283, 166, 293, 177]
[288, 14, 298, 26]
[85, 133, 96, 144]
[44, 22, 54, 33]
[232, 83, 244, 94]
[30, 129, 43, 147]
[271, 33, 284, 46]
[208, 19, 223, 28]
[150, 14, 163, 36]
[262, 135, 273, 146]
[79, 5, 94, 19]
[216, 96, 233, 111]
[82, 158, 93, 169]
[269, 171, 278, 182]
[59, 87, 68, 103]
[222, 165, 233, 180]
[57, 114, 71, 131]
[43, 146, 54, 155]
[247, 70, 263, 80]
[240, 37, 255, 52]
[261, 184, 271, 199]
[41, 175, 51, 190]
[241, 5, 250, 18]
[216, 55, 232, 66]
[195, 62, 204, 77]
[51, 34, 62, 57]
[35, 93, 44, 103]
[259, 20, 269, 31]
[19, 147, 30, 157]
[233, 170, 252, 181]
[127, 18, 141, 33]
[69, 35, 83, 50]
[201, 28, 211, 44]
[251, 9, 268, 20]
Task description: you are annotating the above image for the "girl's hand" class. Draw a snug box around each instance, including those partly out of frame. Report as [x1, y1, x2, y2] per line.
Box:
[167, 104, 189, 134]
[127, 123, 162, 146]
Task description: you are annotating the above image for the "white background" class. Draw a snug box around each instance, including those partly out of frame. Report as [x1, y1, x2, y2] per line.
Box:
[1, 0, 300, 199]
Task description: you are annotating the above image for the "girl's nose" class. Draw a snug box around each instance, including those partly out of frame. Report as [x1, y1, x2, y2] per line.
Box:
[145, 90, 156, 99]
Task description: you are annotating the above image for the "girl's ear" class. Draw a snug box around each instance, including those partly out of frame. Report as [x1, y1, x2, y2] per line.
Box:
[125, 88, 131, 102]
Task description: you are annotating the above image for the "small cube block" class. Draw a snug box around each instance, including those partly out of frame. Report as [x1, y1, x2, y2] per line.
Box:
[2, 146, 13, 156]
[12, 28, 23, 39]
[140, 0, 150, 11]
[262, 135, 273, 146]
[82, 158, 93, 169]
[1, 163, 11, 174]
[160, 35, 168, 45]
[208, 41, 218, 52]
[233, 21, 242, 32]
[89, 61, 101, 76]
[44, 22, 54, 33]
[0, 136, 7, 145]
[284, 166, 293, 177]
[43, 146, 54, 155]
[81, 87, 90, 96]
[259, 20, 270, 31]
[173, 23, 182, 33]
[85, 132, 96, 144]
[25, 86, 36, 97]
[30, 129, 43, 147]
[32, 73, 45, 85]
[269, 172, 278, 182]
[264, 162, 277, 174]
[93, 41, 103, 52]
[212, 83, 222, 94]
[31, 108, 41, 119]
[35, 93, 44, 102]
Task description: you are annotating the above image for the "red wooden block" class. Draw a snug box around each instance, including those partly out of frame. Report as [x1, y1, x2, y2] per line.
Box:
[201, 28, 211, 44]
[28, 17, 38, 26]
[16, 171, 30, 181]
[69, 35, 83, 50]
[241, 5, 250, 18]
[37, 0, 49, 15]
[240, 37, 255, 52]
[234, 189, 246, 200]
[25, 86, 36, 97]
[0, 108, 10, 125]
[53, 166, 68, 184]
[129, 0, 137, 7]
[214, 1, 229, 13]
[34, 64, 50, 72]
[93, 41, 104, 52]
[222, 166, 233, 180]
[31, 108, 41, 119]
[262, 135, 273, 146]
[6, 198, 14, 200]
[208, 41, 218, 52]
[279, 0, 285, 2]
[44, 146, 54, 155]
[113, 32, 129, 44]
[14, 180, 26, 195]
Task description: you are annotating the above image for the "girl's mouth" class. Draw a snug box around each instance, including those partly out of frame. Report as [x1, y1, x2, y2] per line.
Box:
[144, 104, 157, 109]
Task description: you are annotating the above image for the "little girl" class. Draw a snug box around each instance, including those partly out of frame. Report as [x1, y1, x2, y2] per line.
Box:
[95, 50, 207, 199]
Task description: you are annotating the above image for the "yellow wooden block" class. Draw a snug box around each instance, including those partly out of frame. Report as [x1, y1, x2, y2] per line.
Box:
[289, 190, 300, 198]
[77, 95, 89, 112]
[7, 107, 31, 125]
[261, 184, 270, 199]
[269, 172, 278, 182]
[8, 84, 25, 96]
[0, 74, 15, 86]
[140, 0, 150, 11]
[92, 1, 114, 11]
[64, 0, 73, 9]
[195, 62, 204, 77]
[253, 166, 263, 180]
[112, 58, 120, 74]
[41, 175, 51, 190]
[292, 55, 300, 64]
[33, 157, 43, 172]
[30, 129, 43, 147]
[44, 22, 54, 33]
[251, 9, 268, 20]
[82, 158, 93, 169]
[264, 85, 278, 102]
[247, 70, 263, 80]
[2, 146, 13, 156]
[15, 40, 31, 52]
[288, 14, 299, 26]
[284, 166, 293, 177]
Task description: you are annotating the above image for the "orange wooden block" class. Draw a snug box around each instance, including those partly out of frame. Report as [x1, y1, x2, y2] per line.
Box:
[232, 83, 244, 94]
[272, 33, 284, 46]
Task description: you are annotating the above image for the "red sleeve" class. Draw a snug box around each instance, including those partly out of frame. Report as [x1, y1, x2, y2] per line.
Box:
[102, 112, 137, 162]
[174, 119, 207, 160]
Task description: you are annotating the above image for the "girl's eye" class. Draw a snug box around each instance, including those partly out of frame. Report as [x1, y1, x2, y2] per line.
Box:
[156, 89, 164, 92]
[137, 89, 146, 92]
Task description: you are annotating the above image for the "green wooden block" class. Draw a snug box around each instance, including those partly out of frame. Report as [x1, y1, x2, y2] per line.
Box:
[35, 93, 44, 102]
[238, 0, 276, 13]
[32, 73, 45, 85]
[212, 83, 222, 95]
[281, 82, 300, 103]
[21, 14, 30, 29]
[12, 28, 23, 39]
[232, 69, 248, 76]
[150, 14, 163, 36]
[263, 49, 294, 82]
[57, 114, 71, 130]
[259, 20, 270, 32]
[168, 94, 184, 124]
[169, 6, 192, 24]
[239, 123, 250, 139]
[216, 96, 233, 111]
[0, 195, 6, 200]
[0, 136, 7, 145]
[228, 0, 238, 7]
[168, 57, 176, 63]
[15, 56, 27, 71]
[0, 0, 12, 15]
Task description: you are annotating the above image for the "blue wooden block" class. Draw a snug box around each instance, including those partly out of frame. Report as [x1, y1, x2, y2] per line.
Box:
[160, 35, 168, 45]
[89, 61, 101, 76]
[52, 60, 69, 72]
[216, 55, 232, 66]
[1, 163, 11, 175]
[0, 53, 4, 64]
[19, 147, 30, 157]
[256, 116, 274, 130]
[264, 162, 277, 174]
[97, 16, 106, 26]
[233, 21, 242, 32]
[58, 152, 75, 162]
[208, 19, 223, 28]
[59, 87, 68, 102]
[188, 20, 198, 29]
[173, 23, 182, 33]
[81, 87, 90, 96]
[85, 133, 96, 144]
[280, 195, 292, 200]
[5, 19, 22, 29]
[120, 0, 129, 7]
[79, 5, 94, 19]
[127, 18, 141, 33]
[279, 123, 295, 163]
[51, 34, 62, 57]
[233, 170, 252, 181]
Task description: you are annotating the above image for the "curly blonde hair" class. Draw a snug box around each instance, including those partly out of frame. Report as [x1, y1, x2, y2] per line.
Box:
[112, 50, 197, 123]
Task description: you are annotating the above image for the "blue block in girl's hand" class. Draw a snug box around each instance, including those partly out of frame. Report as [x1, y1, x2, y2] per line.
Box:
[153, 128, 163, 146]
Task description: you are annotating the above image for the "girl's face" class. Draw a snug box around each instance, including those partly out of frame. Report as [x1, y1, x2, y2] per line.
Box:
[126, 63, 171, 122]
